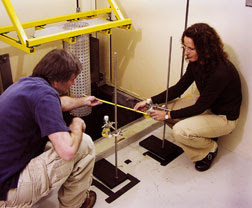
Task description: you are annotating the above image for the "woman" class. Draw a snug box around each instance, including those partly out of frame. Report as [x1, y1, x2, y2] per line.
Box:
[134, 23, 242, 171]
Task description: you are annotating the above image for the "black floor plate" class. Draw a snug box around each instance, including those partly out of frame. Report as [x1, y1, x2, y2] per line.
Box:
[93, 158, 140, 203]
[93, 158, 128, 189]
[139, 135, 184, 166]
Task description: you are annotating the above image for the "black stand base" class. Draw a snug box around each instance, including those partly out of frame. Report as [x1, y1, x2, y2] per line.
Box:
[93, 158, 140, 203]
[139, 135, 184, 166]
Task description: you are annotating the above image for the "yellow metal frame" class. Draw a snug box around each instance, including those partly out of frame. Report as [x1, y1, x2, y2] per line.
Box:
[0, 0, 132, 53]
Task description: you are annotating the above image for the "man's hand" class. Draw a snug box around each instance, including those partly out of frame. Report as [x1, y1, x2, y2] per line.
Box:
[84, 96, 103, 107]
[69, 117, 86, 133]
[48, 117, 86, 161]
[60, 96, 102, 112]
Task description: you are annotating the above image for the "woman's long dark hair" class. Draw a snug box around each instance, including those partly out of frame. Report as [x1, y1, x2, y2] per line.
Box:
[32, 49, 81, 83]
[182, 23, 228, 70]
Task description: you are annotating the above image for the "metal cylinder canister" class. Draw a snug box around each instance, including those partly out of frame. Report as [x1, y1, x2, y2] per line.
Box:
[63, 21, 91, 117]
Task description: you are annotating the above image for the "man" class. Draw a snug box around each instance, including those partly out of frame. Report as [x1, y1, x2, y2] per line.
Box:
[134, 23, 242, 171]
[0, 49, 102, 207]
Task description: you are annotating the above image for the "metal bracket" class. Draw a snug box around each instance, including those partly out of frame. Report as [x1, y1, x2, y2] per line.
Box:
[0, 0, 132, 53]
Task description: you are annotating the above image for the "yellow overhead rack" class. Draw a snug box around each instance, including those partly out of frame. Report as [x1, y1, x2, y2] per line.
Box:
[0, 0, 132, 54]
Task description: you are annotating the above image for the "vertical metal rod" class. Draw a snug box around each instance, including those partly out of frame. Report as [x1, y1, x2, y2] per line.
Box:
[109, 7, 113, 83]
[180, 0, 190, 78]
[162, 36, 172, 148]
[184, 0, 190, 30]
[76, 0, 80, 13]
[110, 35, 113, 83]
[114, 52, 118, 179]
[95, 0, 98, 38]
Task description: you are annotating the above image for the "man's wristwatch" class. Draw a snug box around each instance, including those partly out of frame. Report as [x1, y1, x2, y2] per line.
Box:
[165, 111, 169, 120]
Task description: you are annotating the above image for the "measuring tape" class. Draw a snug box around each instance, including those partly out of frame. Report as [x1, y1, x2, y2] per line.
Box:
[83, 94, 148, 116]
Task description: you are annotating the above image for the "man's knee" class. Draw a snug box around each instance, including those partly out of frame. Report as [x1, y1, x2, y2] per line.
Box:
[78, 133, 95, 157]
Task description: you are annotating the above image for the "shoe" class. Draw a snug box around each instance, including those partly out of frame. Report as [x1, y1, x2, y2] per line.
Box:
[212, 137, 218, 142]
[80, 190, 97, 208]
[195, 148, 218, 172]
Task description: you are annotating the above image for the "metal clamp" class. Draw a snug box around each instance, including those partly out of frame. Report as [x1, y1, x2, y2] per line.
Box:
[101, 115, 125, 138]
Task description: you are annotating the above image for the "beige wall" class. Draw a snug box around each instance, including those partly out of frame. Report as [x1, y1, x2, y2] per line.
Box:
[97, 0, 188, 98]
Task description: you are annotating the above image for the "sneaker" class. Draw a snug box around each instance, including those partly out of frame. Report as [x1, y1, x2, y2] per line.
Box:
[195, 148, 218, 172]
[80, 190, 97, 208]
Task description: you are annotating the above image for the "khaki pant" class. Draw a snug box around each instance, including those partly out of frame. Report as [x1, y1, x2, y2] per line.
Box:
[0, 133, 95, 208]
[167, 96, 238, 162]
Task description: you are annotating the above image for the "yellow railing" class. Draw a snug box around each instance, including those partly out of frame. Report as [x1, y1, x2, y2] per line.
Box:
[0, 0, 132, 53]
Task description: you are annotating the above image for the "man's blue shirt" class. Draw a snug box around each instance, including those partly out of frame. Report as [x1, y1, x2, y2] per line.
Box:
[0, 76, 70, 200]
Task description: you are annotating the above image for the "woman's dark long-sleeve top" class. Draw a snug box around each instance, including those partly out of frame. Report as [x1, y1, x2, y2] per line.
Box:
[151, 60, 242, 120]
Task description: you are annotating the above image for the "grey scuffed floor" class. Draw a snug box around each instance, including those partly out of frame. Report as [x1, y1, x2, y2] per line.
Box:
[34, 126, 252, 208]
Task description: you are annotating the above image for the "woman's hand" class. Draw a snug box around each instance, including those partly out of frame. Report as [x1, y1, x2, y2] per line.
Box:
[134, 99, 152, 112]
[148, 110, 166, 121]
